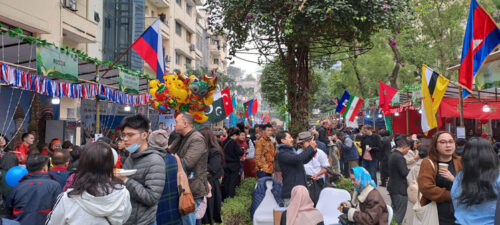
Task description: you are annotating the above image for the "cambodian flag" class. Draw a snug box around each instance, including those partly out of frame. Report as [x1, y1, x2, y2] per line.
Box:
[459, 0, 500, 98]
[131, 19, 166, 82]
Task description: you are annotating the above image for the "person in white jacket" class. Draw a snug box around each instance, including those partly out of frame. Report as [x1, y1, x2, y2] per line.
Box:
[45, 142, 132, 225]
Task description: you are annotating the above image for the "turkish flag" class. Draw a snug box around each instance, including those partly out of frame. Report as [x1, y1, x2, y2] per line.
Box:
[378, 80, 398, 114]
[221, 87, 233, 115]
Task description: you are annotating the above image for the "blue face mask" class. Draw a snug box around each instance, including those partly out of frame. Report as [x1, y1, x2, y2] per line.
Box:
[126, 143, 140, 153]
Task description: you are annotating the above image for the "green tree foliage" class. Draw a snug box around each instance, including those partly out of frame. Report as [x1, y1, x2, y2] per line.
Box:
[207, 0, 410, 134]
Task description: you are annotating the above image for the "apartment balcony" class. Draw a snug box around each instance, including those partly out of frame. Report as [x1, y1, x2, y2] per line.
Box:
[148, 0, 169, 7]
[210, 44, 221, 56]
[61, 8, 97, 43]
[146, 17, 170, 40]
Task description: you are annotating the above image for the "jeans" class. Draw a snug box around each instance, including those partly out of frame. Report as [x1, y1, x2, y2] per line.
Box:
[149, 222, 157, 225]
[362, 159, 378, 184]
[181, 198, 203, 225]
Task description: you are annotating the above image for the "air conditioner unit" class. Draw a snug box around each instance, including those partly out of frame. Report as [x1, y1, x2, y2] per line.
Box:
[165, 55, 171, 62]
[189, 44, 195, 51]
[64, 0, 77, 11]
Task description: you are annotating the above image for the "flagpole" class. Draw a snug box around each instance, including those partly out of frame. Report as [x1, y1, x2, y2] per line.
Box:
[406, 90, 410, 135]
[101, 18, 161, 79]
[95, 65, 101, 135]
[459, 86, 465, 126]
[100, 44, 134, 79]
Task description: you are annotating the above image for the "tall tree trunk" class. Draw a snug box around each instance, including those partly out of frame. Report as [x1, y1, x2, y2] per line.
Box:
[389, 42, 401, 89]
[285, 44, 310, 135]
[348, 57, 365, 95]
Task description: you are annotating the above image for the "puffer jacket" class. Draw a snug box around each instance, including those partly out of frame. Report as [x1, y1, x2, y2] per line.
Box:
[45, 186, 131, 225]
[170, 129, 209, 199]
[123, 146, 166, 225]
[250, 176, 282, 219]
[344, 185, 388, 225]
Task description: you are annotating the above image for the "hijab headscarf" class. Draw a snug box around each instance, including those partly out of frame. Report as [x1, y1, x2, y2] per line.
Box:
[351, 167, 377, 193]
[286, 185, 323, 225]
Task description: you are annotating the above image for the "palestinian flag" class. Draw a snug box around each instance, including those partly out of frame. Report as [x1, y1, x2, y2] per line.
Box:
[342, 95, 364, 122]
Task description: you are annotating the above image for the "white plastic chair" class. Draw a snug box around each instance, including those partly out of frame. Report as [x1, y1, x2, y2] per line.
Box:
[386, 204, 393, 225]
[253, 180, 279, 225]
[316, 187, 351, 225]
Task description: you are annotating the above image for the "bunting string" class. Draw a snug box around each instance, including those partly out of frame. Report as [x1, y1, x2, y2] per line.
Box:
[0, 63, 149, 106]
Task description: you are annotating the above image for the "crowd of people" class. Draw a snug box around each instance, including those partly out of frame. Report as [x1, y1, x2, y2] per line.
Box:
[0, 113, 499, 225]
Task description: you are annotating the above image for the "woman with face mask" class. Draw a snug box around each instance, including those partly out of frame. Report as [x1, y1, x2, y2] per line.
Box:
[338, 167, 388, 225]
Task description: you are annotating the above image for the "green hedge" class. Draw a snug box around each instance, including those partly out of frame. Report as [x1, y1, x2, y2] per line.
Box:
[221, 178, 257, 225]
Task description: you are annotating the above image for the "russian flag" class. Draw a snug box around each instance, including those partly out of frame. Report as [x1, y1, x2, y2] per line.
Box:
[459, 0, 500, 98]
[131, 19, 166, 82]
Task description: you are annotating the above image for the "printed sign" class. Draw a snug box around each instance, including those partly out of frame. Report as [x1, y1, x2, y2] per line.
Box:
[37, 45, 78, 82]
[119, 71, 140, 94]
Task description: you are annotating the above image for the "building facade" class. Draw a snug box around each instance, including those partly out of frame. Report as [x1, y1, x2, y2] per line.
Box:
[0, 0, 103, 145]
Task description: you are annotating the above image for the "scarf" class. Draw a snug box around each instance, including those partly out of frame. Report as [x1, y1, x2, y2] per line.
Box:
[286, 185, 324, 225]
[351, 167, 377, 193]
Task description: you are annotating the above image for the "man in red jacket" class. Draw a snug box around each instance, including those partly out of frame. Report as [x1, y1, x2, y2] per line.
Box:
[14, 133, 34, 164]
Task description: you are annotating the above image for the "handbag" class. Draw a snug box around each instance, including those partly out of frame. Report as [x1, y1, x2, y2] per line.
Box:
[174, 154, 196, 216]
[362, 150, 372, 161]
[412, 159, 439, 225]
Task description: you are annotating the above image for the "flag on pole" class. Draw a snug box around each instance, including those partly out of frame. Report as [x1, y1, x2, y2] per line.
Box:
[131, 19, 166, 82]
[336, 90, 350, 114]
[459, 0, 500, 98]
[421, 65, 450, 133]
[207, 92, 226, 123]
[342, 95, 364, 122]
[378, 80, 398, 114]
[251, 99, 259, 114]
[221, 87, 233, 115]
[248, 99, 254, 117]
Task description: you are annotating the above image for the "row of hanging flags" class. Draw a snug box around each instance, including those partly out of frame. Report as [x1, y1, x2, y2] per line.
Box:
[0, 63, 149, 106]
[206, 87, 260, 124]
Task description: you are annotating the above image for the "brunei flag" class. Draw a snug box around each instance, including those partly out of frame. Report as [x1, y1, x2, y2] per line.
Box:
[421, 65, 450, 133]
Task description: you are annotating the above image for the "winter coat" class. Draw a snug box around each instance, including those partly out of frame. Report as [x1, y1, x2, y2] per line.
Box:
[6, 173, 62, 225]
[344, 185, 388, 225]
[341, 136, 359, 161]
[250, 176, 282, 219]
[277, 144, 315, 199]
[170, 129, 209, 199]
[45, 186, 132, 225]
[122, 146, 166, 225]
[387, 150, 409, 196]
[417, 157, 462, 207]
[222, 138, 244, 173]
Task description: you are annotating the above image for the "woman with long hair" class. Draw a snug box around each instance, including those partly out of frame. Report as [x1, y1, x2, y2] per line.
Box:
[46, 142, 131, 225]
[417, 131, 462, 225]
[199, 127, 225, 224]
[452, 138, 500, 224]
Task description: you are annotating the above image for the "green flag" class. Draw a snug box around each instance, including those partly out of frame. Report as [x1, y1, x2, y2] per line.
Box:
[207, 98, 226, 123]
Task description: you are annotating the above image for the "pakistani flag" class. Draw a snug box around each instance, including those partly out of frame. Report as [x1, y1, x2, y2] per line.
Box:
[342, 95, 364, 122]
[207, 92, 227, 123]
